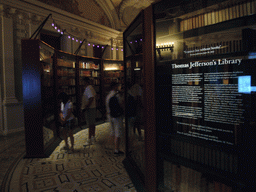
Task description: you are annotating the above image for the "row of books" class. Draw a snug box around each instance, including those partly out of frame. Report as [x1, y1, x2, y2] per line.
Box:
[58, 59, 75, 68]
[164, 163, 233, 192]
[184, 40, 242, 58]
[58, 79, 75, 86]
[79, 62, 99, 70]
[170, 139, 238, 174]
[180, 1, 256, 32]
[104, 71, 124, 78]
[104, 77, 124, 84]
[57, 69, 75, 76]
[80, 78, 100, 86]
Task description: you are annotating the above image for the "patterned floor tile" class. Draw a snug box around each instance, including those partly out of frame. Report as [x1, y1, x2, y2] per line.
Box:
[1, 122, 137, 192]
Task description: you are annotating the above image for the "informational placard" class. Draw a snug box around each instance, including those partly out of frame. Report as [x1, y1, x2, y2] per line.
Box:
[171, 57, 255, 146]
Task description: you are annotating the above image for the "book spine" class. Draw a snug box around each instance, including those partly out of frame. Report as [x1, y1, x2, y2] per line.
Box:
[225, 8, 229, 21]
[208, 12, 212, 25]
[222, 8, 226, 22]
[247, 2, 252, 15]
[229, 6, 233, 20]
[192, 16, 196, 29]
[236, 4, 240, 18]
[240, 3, 244, 17]
[189, 17, 193, 30]
[252, 0, 256, 15]
[184, 19, 188, 31]
[218, 10, 223, 23]
[215, 10, 219, 23]
[204, 13, 208, 26]
[195, 16, 199, 28]
[180, 20, 184, 32]
[233, 4, 238, 19]
[243, 2, 248, 16]
[199, 14, 203, 28]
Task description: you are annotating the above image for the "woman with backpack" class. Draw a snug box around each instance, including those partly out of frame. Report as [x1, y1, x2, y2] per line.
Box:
[106, 81, 124, 155]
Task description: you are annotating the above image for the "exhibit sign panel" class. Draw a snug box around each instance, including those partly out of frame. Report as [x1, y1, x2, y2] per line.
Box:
[171, 56, 255, 146]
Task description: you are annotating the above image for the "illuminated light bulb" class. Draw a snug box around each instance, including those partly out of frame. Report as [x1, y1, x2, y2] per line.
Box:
[93, 44, 95, 47]
[116, 48, 118, 50]
[102, 46, 104, 49]
[68, 36, 71, 38]
[58, 29, 60, 32]
[72, 37, 74, 40]
[130, 42, 132, 44]
[80, 41, 83, 43]
[135, 40, 137, 43]
[55, 27, 57, 30]
[61, 31, 64, 34]
[121, 49, 123, 51]
[52, 23, 54, 26]
[111, 48, 114, 50]
[97, 45, 99, 48]
[76, 39, 78, 42]
[88, 43, 91, 46]
[140, 39, 142, 41]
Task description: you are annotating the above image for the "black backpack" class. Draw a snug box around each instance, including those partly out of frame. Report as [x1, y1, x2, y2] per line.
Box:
[127, 94, 137, 117]
[109, 93, 123, 118]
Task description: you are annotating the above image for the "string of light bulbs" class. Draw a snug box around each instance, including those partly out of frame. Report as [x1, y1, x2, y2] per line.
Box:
[50, 15, 123, 51]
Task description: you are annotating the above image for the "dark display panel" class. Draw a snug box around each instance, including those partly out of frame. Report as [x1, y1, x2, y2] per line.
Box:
[154, 0, 256, 190]
[171, 57, 252, 146]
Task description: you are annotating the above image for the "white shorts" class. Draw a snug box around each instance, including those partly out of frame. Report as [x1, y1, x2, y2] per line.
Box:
[110, 116, 123, 138]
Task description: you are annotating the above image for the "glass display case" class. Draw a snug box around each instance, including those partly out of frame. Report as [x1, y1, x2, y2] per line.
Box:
[22, 39, 109, 157]
[123, 0, 256, 191]
[123, 11, 146, 191]
[40, 41, 57, 148]
[153, 0, 256, 191]
[22, 39, 60, 158]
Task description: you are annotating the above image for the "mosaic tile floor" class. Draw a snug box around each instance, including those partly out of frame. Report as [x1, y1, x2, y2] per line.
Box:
[0, 122, 137, 192]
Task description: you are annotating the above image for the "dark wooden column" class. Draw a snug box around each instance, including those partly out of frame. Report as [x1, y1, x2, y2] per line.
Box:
[22, 39, 45, 158]
[143, 5, 157, 192]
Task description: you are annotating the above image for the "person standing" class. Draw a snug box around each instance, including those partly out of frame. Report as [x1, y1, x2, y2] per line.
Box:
[106, 81, 124, 155]
[58, 92, 75, 153]
[82, 77, 97, 145]
[129, 81, 143, 141]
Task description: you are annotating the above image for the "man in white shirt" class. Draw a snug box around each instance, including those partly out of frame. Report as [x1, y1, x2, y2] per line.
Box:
[106, 81, 124, 155]
[82, 77, 97, 145]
